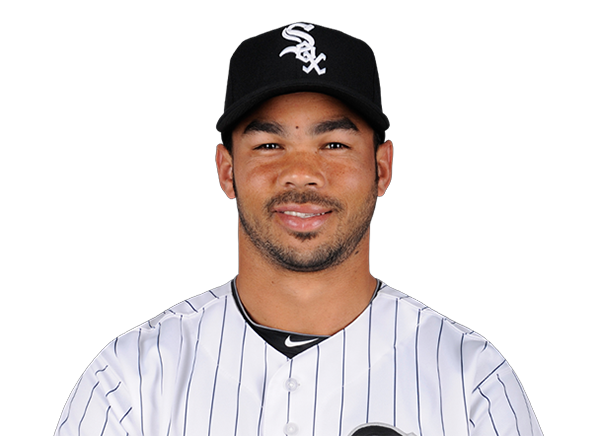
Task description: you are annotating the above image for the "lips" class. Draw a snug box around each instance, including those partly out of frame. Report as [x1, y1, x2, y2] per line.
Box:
[273, 203, 331, 215]
[273, 204, 332, 232]
[281, 211, 328, 218]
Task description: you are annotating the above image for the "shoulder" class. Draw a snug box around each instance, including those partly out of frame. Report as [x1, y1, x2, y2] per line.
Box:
[374, 282, 506, 377]
[97, 280, 235, 363]
[55, 282, 236, 435]
[144, 280, 233, 329]
[375, 281, 478, 336]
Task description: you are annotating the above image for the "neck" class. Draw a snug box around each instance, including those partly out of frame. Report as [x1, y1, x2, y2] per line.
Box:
[235, 226, 376, 336]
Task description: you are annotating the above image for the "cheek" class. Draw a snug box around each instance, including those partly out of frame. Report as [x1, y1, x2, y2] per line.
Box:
[235, 162, 278, 189]
[326, 158, 376, 192]
[234, 153, 377, 199]
[233, 163, 277, 209]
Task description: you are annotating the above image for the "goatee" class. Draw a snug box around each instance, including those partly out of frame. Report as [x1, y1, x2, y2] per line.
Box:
[237, 186, 377, 273]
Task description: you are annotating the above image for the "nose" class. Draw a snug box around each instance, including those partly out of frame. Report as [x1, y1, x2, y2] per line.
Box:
[277, 151, 325, 189]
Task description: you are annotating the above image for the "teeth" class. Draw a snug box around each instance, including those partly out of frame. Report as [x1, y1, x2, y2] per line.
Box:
[283, 211, 326, 218]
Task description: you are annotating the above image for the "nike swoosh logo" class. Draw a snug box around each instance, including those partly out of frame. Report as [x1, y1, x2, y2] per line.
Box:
[284, 336, 319, 348]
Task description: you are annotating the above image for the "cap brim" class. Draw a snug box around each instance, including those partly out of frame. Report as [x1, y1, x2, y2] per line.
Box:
[216, 81, 389, 134]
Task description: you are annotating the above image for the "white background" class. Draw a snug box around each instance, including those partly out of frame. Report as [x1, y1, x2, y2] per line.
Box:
[0, 0, 600, 435]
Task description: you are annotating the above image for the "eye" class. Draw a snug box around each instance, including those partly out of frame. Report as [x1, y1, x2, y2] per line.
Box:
[324, 142, 348, 149]
[255, 143, 280, 150]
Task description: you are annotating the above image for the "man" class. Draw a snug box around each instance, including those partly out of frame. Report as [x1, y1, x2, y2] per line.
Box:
[55, 22, 543, 436]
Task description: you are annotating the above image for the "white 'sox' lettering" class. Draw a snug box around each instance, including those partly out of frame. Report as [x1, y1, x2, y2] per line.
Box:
[279, 22, 327, 75]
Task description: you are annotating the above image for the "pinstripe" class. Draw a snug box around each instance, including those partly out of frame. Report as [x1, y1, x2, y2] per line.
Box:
[177, 315, 184, 371]
[366, 304, 372, 422]
[338, 329, 346, 436]
[257, 342, 268, 436]
[497, 374, 522, 436]
[55, 280, 542, 436]
[415, 309, 423, 436]
[287, 359, 294, 424]
[460, 334, 470, 436]
[119, 407, 133, 424]
[184, 300, 198, 313]
[477, 387, 500, 436]
[393, 298, 398, 427]
[183, 308, 205, 436]
[119, 407, 132, 423]
[513, 369, 536, 436]
[312, 345, 320, 436]
[65, 359, 105, 431]
[208, 296, 228, 435]
[472, 360, 507, 393]
[105, 381, 121, 397]
[436, 319, 446, 436]
[233, 323, 247, 436]
[77, 380, 100, 436]
[136, 328, 145, 436]
[157, 323, 164, 395]
[166, 315, 185, 436]
[100, 406, 111, 436]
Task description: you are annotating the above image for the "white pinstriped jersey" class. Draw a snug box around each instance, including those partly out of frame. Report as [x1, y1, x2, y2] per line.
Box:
[55, 280, 543, 436]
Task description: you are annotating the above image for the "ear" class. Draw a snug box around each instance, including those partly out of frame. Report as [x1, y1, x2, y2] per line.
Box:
[216, 143, 236, 199]
[376, 140, 393, 196]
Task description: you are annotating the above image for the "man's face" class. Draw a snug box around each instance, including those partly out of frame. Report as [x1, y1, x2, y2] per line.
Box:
[217, 92, 392, 272]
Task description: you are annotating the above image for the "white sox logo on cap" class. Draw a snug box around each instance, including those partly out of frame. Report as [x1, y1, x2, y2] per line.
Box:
[279, 22, 327, 75]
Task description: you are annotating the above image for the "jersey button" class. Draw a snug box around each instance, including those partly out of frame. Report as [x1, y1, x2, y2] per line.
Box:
[283, 422, 298, 435]
[284, 378, 299, 391]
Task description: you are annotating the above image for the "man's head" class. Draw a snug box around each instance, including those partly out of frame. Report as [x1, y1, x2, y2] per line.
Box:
[216, 22, 389, 149]
[216, 23, 392, 273]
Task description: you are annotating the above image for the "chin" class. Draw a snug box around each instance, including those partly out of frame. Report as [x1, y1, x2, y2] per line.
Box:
[289, 230, 320, 242]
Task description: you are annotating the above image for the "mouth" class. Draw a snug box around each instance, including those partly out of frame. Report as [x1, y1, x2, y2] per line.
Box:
[280, 210, 330, 219]
[273, 205, 333, 232]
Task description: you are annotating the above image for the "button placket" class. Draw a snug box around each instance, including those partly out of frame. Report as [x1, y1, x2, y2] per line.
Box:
[284, 377, 299, 434]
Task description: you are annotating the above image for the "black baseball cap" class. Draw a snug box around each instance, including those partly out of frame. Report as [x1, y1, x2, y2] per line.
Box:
[216, 22, 390, 136]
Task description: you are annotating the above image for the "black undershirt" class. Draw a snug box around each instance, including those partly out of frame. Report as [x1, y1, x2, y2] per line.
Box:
[230, 279, 382, 358]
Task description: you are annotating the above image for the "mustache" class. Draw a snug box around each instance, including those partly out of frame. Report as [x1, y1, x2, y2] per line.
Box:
[264, 190, 343, 212]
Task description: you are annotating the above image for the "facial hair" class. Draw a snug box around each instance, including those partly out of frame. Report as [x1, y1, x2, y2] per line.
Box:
[236, 183, 378, 273]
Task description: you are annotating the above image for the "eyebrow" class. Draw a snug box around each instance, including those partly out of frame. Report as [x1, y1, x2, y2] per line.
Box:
[241, 116, 360, 137]
[310, 117, 359, 135]
[242, 120, 285, 136]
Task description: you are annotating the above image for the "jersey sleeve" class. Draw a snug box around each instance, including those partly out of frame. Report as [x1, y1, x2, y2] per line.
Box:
[467, 342, 543, 436]
[54, 335, 140, 436]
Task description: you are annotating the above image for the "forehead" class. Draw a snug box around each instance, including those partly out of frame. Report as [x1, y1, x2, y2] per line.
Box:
[233, 92, 372, 134]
